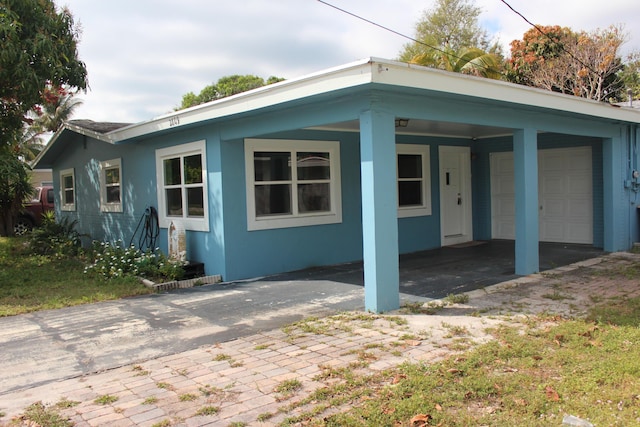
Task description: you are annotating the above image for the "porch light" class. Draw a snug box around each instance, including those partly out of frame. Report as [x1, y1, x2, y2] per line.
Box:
[395, 118, 409, 128]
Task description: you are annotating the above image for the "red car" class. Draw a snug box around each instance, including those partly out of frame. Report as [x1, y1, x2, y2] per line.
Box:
[15, 186, 55, 235]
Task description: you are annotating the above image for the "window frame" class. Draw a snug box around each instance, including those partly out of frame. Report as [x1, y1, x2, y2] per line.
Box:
[99, 158, 123, 213]
[396, 144, 432, 218]
[59, 168, 75, 211]
[245, 138, 342, 231]
[155, 140, 209, 232]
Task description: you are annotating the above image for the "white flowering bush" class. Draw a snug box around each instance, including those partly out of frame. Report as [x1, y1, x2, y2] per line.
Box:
[84, 240, 184, 281]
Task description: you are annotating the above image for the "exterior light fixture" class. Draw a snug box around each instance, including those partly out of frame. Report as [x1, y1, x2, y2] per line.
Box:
[395, 118, 409, 128]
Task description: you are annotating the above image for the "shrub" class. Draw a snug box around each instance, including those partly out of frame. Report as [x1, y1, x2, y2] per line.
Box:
[28, 212, 83, 258]
[84, 240, 184, 281]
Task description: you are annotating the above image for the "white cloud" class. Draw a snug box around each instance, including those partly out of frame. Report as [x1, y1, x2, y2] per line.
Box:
[61, 0, 640, 123]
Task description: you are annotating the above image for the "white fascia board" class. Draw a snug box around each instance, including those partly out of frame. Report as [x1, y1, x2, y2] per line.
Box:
[109, 58, 377, 142]
[372, 59, 640, 124]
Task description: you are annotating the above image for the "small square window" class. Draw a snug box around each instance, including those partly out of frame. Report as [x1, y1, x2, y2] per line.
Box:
[397, 144, 431, 218]
[100, 158, 122, 212]
[60, 168, 75, 211]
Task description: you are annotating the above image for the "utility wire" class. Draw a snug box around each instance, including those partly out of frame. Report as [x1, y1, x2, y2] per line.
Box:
[316, 0, 501, 75]
[497, 0, 601, 77]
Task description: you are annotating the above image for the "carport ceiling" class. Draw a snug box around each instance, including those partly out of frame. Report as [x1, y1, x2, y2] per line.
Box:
[310, 119, 514, 140]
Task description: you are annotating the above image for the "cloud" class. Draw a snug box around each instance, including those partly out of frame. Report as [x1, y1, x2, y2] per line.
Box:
[62, 0, 640, 123]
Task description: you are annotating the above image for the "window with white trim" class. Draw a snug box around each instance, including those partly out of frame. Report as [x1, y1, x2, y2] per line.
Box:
[100, 158, 122, 212]
[245, 139, 342, 231]
[60, 168, 75, 211]
[397, 144, 431, 218]
[155, 140, 209, 231]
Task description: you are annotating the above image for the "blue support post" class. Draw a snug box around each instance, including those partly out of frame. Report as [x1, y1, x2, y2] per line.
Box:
[513, 128, 539, 275]
[603, 136, 624, 252]
[359, 109, 400, 312]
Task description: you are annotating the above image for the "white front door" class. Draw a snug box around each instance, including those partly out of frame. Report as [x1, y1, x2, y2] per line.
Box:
[439, 146, 473, 246]
[490, 146, 593, 244]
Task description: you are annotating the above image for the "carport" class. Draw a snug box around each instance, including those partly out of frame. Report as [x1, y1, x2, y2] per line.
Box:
[262, 240, 605, 299]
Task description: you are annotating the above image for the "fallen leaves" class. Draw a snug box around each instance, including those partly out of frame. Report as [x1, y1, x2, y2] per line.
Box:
[545, 385, 560, 401]
[409, 413, 432, 426]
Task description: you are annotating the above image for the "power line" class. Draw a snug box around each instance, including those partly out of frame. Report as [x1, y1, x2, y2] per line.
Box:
[316, 0, 501, 76]
[497, 0, 601, 77]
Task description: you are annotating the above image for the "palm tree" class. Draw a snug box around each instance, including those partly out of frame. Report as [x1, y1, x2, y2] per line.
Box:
[33, 85, 83, 133]
[410, 47, 502, 79]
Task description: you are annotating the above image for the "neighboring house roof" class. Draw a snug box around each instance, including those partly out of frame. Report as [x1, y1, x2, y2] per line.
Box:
[34, 57, 640, 169]
[67, 119, 132, 133]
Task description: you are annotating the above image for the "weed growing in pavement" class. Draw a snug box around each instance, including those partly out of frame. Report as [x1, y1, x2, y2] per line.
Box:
[55, 398, 79, 409]
[274, 378, 303, 400]
[253, 343, 272, 350]
[179, 393, 197, 402]
[213, 353, 232, 362]
[444, 293, 470, 304]
[156, 382, 174, 390]
[132, 365, 150, 376]
[150, 420, 170, 427]
[94, 394, 118, 405]
[142, 397, 158, 405]
[195, 405, 219, 416]
[257, 411, 275, 421]
[441, 322, 470, 337]
[16, 402, 72, 427]
[541, 289, 572, 301]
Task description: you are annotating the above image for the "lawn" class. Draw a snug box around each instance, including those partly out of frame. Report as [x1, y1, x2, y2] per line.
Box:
[0, 237, 153, 317]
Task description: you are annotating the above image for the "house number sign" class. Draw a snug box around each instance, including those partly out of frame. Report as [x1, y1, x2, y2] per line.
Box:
[169, 116, 180, 127]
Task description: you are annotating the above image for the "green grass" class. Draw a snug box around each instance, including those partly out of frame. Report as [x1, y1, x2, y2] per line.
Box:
[282, 295, 640, 426]
[0, 237, 153, 317]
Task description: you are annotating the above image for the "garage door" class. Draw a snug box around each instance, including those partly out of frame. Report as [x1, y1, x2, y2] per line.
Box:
[490, 147, 593, 244]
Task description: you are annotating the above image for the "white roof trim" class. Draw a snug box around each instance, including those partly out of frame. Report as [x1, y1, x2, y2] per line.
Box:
[52, 57, 640, 146]
[373, 59, 640, 123]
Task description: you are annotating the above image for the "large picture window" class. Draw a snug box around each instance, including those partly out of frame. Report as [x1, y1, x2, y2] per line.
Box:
[60, 168, 75, 211]
[155, 140, 209, 231]
[245, 139, 342, 231]
[397, 144, 431, 218]
[100, 158, 122, 212]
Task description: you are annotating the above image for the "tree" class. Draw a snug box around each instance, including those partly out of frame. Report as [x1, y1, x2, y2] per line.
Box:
[177, 74, 285, 110]
[32, 85, 84, 134]
[398, 0, 500, 65]
[0, 0, 87, 236]
[506, 25, 627, 102]
[619, 52, 640, 102]
[0, 152, 32, 236]
[410, 46, 503, 79]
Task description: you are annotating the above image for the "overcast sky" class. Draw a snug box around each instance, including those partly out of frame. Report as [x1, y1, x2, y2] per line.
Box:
[60, 0, 640, 124]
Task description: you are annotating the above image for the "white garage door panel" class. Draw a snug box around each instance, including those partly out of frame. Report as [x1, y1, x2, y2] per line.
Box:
[490, 147, 593, 244]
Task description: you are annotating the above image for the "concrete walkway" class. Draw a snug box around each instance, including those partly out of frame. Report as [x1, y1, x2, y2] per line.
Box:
[1, 252, 639, 426]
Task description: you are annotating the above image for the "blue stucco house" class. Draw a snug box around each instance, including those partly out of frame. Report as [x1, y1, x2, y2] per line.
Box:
[34, 58, 640, 312]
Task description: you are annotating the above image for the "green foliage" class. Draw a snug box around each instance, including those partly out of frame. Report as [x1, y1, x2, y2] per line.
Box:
[0, 0, 87, 145]
[398, 0, 500, 65]
[176, 74, 285, 110]
[84, 240, 184, 281]
[0, 151, 32, 236]
[619, 51, 640, 101]
[27, 213, 83, 257]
